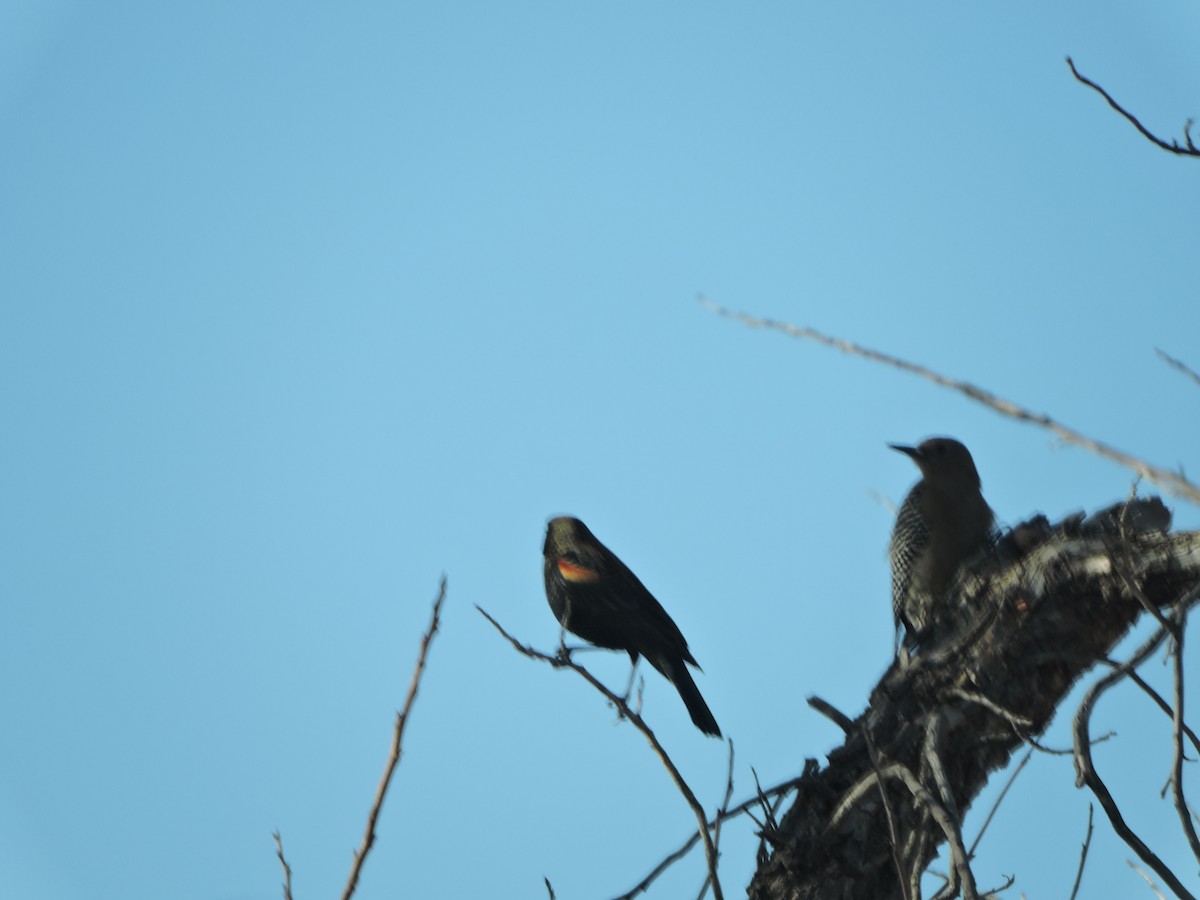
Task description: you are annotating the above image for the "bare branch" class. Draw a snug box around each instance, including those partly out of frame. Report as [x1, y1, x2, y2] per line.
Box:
[1168, 607, 1200, 863]
[968, 749, 1032, 858]
[545, 876, 557, 899]
[614, 772, 805, 900]
[1157, 349, 1200, 389]
[1066, 57, 1200, 158]
[699, 741, 738, 900]
[342, 577, 447, 900]
[477, 605, 724, 900]
[1110, 661, 1200, 755]
[808, 695, 855, 733]
[863, 725, 911, 900]
[1128, 860, 1170, 900]
[1073, 618, 1197, 900]
[1068, 804, 1094, 900]
[835, 762, 980, 900]
[273, 831, 294, 900]
[698, 298, 1200, 506]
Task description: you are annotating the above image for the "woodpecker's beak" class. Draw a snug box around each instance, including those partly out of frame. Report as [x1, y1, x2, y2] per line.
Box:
[889, 443, 921, 461]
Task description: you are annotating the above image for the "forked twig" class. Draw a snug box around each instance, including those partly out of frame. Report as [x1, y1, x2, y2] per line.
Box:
[477, 605, 724, 900]
[342, 577, 447, 900]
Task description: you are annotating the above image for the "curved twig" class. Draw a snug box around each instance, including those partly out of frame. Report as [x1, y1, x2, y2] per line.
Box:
[1066, 57, 1200, 158]
[1072, 621, 1196, 900]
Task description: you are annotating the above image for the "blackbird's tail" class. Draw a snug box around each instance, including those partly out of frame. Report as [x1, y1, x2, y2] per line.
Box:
[651, 654, 721, 738]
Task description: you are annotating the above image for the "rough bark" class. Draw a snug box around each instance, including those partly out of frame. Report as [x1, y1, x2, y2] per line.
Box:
[749, 498, 1200, 900]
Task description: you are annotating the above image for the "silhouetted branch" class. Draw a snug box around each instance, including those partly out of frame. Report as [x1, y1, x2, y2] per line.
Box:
[342, 577, 447, 900]
[1066, 57, 1200, 158]
[1109, 662, 1200, 755]
[1169, 606, 1200, 864]
[700, 741, 738, 900]
[808, 695, 854, 733]
[1157, 349, 1200, 389]
[968, 749, 1031, 858]
[273, 831, 294, 900]
[1068, 804, 1094, 900]
[1072, 611, 1197, 900]
[699, 298, 1200, 506]
[478, 605, 724, 900]
[612, 770, 806, 900]
[863, 724, 911, 900]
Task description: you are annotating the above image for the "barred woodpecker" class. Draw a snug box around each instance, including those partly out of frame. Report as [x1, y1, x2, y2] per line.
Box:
[542, 516, 721, 737]
[888, 437, 994, 657]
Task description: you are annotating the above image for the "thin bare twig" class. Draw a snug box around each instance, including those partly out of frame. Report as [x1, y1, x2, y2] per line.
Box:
[478, 606, 724, 900]
[545, 876, 557, 899]
[1128, 860, 1170, 900]
[949, 688, 1034, 729]
[342, 577, 447, 900]
[863, 724, 911, 900]
[1073, 620, 1197, 900]
[834, 762, 979, 900]
[1168, 607, 1200, 863]
[698, 298, 1200, 506]
[807, 695, 855, 733]
[1110, 662, 1200, 755]
[1157, 349, 1200, 389]
[699, 741, 737, 900]
[273, 831, 294, 900]
[1068, 804, 1095, 900]
[1066, 57, 1200, 158]
[968, 749, 1032, 858]
[613, 773, 803, 900]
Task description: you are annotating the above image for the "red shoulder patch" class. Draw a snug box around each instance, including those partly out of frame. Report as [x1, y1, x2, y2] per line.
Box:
[556, 558, 600, 583]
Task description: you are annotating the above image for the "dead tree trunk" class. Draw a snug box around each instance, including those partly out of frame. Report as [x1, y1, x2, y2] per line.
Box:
[749, 499, 1200, 900]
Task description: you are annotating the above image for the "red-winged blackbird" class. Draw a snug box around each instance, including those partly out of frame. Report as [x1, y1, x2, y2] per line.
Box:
[542, 516, 721, 737]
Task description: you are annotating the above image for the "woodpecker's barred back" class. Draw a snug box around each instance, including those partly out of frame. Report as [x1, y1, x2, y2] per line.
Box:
[888, 437, 994, 655]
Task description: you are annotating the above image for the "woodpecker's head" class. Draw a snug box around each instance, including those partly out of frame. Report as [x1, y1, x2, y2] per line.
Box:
[889, 437, 981, 488]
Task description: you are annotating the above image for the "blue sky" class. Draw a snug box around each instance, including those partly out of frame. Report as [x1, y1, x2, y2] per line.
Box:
[2, 3, 1199, 898]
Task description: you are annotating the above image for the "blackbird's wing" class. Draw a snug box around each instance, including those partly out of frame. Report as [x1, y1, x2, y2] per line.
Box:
[548, 540, 698, 667]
